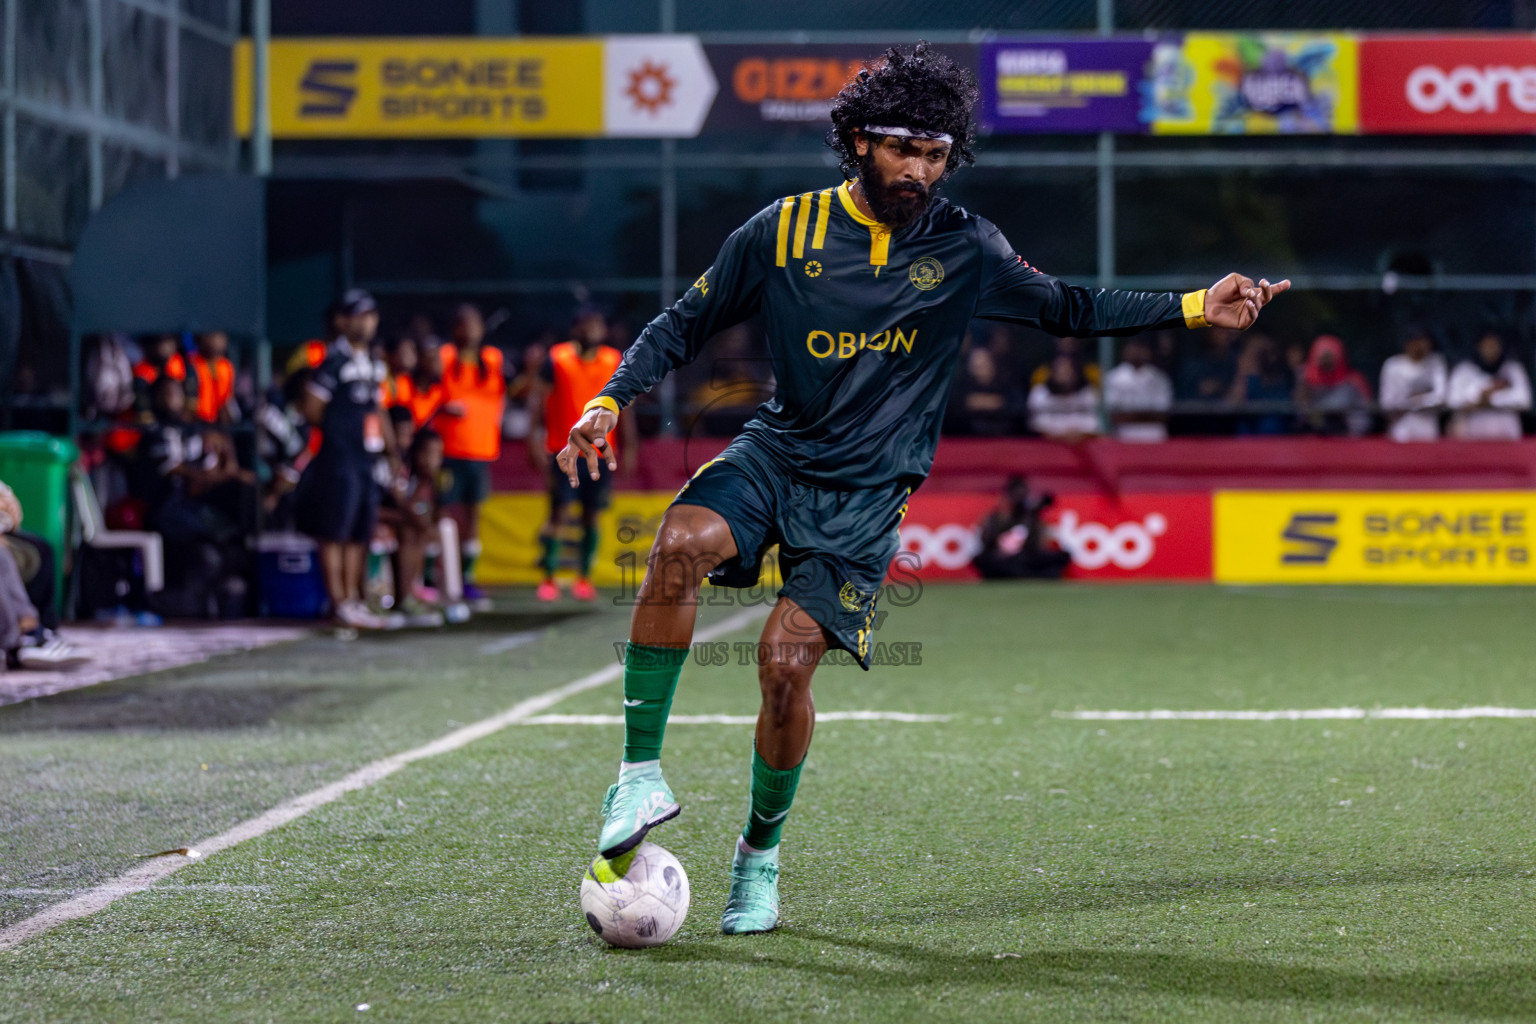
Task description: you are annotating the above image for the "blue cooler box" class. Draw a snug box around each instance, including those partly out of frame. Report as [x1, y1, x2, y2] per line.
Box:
[257, 533, 328, 619]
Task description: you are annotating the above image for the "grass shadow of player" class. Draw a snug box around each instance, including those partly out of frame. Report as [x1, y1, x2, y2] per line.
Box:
[651, 930, 1536, 1018]
[912, 862, 1536, 920]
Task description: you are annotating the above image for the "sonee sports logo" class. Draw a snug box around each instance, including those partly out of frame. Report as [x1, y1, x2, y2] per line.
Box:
[299, 60, 358, 117]
[1281, 512, 1339, 565]
[1055, 511, 1167, 571]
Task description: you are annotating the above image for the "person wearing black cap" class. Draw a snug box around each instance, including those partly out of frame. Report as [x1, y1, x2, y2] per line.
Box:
[294, 289, 400, 631]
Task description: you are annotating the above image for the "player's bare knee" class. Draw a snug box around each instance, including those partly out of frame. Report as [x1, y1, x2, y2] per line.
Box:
[758, 657, 812, 722]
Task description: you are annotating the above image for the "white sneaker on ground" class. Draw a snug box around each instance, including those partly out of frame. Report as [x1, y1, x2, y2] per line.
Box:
[336, 599, 394, 631]
[16, 633, 90, 669]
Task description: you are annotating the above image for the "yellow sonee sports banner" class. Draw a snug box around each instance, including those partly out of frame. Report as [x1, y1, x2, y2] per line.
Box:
[477, 492, 782, 590]
[1215, 491, 1536, 584]
[234, 38, 603, 138]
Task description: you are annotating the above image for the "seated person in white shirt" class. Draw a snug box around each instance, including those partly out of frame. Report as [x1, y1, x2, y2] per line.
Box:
[1378, 325, 1447, 443]
[1447, 330, 1532, 440]
[1103, 337, 1173, 442]
[1028, 355, 1101, 440]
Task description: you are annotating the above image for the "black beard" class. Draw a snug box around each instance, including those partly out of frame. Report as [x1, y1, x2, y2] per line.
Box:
[858, 150, 931, 229]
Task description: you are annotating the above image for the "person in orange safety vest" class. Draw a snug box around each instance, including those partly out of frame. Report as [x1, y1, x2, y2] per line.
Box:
[528, 306, 637, 603]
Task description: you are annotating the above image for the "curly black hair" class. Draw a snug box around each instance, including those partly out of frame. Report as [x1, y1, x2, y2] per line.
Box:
[826, 42, 978, 181]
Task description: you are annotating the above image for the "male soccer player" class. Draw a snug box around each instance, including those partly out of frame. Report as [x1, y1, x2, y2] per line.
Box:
[559, 44, 1288, 935]
[529, 306, 636, 602]
[295, 288, 401, 632]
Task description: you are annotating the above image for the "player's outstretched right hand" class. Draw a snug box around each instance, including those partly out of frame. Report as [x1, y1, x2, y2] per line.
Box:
[557, 408, 618, 485]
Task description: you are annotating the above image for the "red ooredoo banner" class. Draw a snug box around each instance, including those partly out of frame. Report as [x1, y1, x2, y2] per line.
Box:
[1360, 36, 1536, 133]
[893, 492, 1213, 582]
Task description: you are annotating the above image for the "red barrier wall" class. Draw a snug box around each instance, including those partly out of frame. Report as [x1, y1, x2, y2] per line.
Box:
[495, 437, 1536, 495]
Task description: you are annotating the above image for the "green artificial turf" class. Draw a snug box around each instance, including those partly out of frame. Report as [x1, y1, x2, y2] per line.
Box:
[4, 585, 1536, 1022]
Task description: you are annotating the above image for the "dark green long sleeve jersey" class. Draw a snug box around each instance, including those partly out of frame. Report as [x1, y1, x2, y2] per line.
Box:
[598, 180, 1203, 489]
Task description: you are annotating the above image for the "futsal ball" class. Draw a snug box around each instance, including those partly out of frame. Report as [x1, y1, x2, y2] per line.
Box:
[580, 841, 690, 948]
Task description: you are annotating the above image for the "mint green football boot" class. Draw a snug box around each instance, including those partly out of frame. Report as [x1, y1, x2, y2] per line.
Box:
[597, 763, 679, 858]
[721, 842, 780, 935]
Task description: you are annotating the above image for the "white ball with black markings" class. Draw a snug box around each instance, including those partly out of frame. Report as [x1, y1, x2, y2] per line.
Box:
[580, 841, 690, 948]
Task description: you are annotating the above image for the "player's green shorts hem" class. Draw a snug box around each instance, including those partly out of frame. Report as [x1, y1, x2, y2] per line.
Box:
[670, 443, 911, 670]
[440, 456, 492, 507]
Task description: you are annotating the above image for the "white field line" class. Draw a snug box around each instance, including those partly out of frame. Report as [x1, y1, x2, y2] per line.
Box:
[0, 607, 767, 954]
[1056, 706, 1536, 722]
[478, 631, 542, 656]
[523, 711, 950, 726]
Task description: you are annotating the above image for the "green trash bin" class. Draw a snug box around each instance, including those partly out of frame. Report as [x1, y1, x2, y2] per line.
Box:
[0, 431, 79, 614]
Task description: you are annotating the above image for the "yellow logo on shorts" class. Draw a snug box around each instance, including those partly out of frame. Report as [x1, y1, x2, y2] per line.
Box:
[839, 581, 862, 612]
[909, 256, 944, 291]
[804, 260, 822, 277]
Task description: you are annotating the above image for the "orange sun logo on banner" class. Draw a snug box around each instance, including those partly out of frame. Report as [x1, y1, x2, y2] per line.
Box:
[625, 60, 677, 113]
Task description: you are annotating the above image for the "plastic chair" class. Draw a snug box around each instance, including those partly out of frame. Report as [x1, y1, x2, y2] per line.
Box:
[70, 468, 164, 592]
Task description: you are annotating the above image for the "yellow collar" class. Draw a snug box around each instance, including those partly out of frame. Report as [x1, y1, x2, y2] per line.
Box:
[837, 180, 885, 228]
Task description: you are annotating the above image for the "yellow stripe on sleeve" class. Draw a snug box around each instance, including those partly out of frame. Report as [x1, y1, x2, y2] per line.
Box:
[775, 197, 794, 268]
[792, 193, 812, 260]
[1182, 289, 1209, 329]
[811, 188, 832, 249]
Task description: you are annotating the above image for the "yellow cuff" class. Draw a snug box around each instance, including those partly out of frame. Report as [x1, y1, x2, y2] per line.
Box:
[1182, 289, 1209, 329]
[583, 396, 621, 416]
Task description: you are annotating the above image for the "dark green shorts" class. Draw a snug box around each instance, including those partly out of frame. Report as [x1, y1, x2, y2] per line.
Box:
[671, 443, 911, 670]
[440, 456, 492, 507]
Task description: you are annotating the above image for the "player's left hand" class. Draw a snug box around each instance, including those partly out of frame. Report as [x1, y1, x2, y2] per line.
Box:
[1204, 273, 1291, 330]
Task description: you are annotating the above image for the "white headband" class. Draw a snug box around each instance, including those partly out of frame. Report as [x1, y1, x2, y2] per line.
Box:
[863, 124, 955, 145]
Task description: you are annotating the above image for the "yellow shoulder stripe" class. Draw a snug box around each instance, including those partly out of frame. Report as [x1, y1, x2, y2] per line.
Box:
[792, 192, 813, 260]
[811, 188, 832, 250]
[775, 197, 794, 268]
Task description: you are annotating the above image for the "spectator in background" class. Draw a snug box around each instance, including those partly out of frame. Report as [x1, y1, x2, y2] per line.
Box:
[1103, 337, 1172, 442]
[1176, 328, 1238, 403]
[1379, 325, 1447, 442]
[287, 304, 344, 376]
[189, 331, 237, 425]
[255, 367, 314, 527]
[1228, 333, 1296, 436]
[1448, 329, 1532, 440]
[506, 333, 554, 446]
[0, 480, 85, 667]
[948, 342, 1025, 436]
[1299, 335, 1372, 436]
[1028, 355, 1100, 440]
[529, 307, 634, 602]
[972, 475, 1071, 580]
[382, 336, 421, 419]
[1029, 336, 1100, 389]
[436, 304, 509, 607]
[375, 408, 443, 628]
[133, 334, 189, 416]
[294, 289, 400, 631]
[134, 375, 248, 617]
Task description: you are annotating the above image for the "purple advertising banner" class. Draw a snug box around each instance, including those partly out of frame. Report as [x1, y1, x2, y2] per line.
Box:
[981, 39, 1153, 133]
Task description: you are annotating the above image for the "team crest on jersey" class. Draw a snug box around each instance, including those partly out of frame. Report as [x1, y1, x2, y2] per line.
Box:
[909, 256, 944, 291]
[803, 260, 822, 278]
[839, 581, 864, 612]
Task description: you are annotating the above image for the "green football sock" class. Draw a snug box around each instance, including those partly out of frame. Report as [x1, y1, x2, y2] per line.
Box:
[579, 525, 600, 577]
[621, 642, 688, 765]
[540, 534, 559, 578]
[741, 745, 803, 851]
